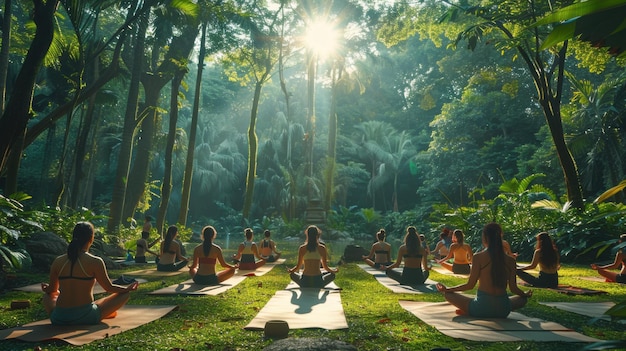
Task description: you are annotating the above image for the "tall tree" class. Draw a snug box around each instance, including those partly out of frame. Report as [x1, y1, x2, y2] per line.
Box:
[0, 0, 59, 174]
[379, 0, 586, 209]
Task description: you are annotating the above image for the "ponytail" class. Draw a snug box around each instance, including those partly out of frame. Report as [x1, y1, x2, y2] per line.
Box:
[405, 226, 420, 256]
[164, 225, 177, 253]
[202, 226, 215, 256]
[244, 228, 253, 241]
[305, 225, 319, 252]
[67, 222, 95, 271]
[376, 229, 386, 242]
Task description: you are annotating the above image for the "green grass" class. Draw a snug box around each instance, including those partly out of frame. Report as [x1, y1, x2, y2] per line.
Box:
[1, 250, 625, 351]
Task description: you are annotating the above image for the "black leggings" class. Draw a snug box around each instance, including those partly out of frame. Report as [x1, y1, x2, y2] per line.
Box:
[516, 270, 558, 288]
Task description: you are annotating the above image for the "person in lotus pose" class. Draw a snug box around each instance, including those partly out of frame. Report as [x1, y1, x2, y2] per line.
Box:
[189, 225, 237, 285]
[516, 232, 560, 288]
[233, 228, 266, 270]
[259, 229, 281, 263]
[591, 234, 626, 284]
[362, 228, 392, 269]
[157, 225, 188, 271]
[384, 226, 431, 285]
[436, 222, 531, 318]
[437, 229, 473, 274]
[289, 225, 338, 288]
[42, 222, 138, 325]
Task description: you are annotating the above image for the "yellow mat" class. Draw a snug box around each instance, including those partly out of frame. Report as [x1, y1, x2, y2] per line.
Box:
[358, 264, 439, 294]
[244, 282, 347, 330]
[0, 305, 177, 345]
[399, 300, 600, 342]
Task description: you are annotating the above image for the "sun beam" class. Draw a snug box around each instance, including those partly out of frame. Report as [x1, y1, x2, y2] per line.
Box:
[304, 19, 339, 60]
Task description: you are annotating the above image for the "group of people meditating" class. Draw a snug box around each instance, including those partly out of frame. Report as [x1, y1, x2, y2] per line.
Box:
[40, 220, 625, 325]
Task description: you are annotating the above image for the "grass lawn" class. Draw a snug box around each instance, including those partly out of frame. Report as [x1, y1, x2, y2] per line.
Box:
[0, 247, 624, 351]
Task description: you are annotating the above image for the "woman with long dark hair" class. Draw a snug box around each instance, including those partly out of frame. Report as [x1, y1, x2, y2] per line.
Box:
[437, 229, 473, 274]
[362, 228, 392, 269]
[384, 226, 430, 285]
[41, 222, 138, 325]
[436, 223, 531, 317]
[189, 225, 237, 285]
[516, 232, 560, 288]
[157, 225, 188, 271]
[289, 225, 338, 288]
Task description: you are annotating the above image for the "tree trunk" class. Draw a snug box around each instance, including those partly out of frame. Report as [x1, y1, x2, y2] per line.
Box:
[242, 80, 264, 220]
[178, 22, 207, 226]
[0, 0, 12, 113]
[123, 23, 199, 225]
[107, 12, 148, 233]
[157, 73, 183, 235]
[0, 0, 58, 173]
[324, 66, 338, 213]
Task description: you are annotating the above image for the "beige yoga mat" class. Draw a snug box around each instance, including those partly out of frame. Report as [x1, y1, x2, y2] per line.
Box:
[0, 305, 177, 346]
[235, 258, 286, 276]
[148, 275, 247, 295]
[14, 278, 148, 295]
[124, 267, 187, 277]
[244, 282, 347, 330]
[539, 302, 618, 322]
[358, 264, 439, 294]
[399, 300, 600, 342]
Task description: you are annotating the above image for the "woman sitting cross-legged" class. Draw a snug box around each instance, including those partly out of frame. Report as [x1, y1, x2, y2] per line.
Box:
[157, 225, 188, 272]
[41, 222, 139, 325]
[383, 226, 431, 285]
[259, 229, 282, 263]
[591, 233, 626, 283]
[232, 228, 266, 270]
[288, 225, 338, 288]
[436, 229, 473, 274]
[362, 228, 392, 269]
[188, 225, 237, 285]
[516, 232, 560, 288]
[436, 222, 532, 318]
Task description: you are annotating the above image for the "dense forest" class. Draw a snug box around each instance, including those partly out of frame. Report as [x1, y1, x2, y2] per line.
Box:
[1, 0, 626, 265]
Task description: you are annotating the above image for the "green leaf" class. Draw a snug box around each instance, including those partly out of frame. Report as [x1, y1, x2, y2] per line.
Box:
[534, 0, 626, 27]
[540, 21, 575, 50]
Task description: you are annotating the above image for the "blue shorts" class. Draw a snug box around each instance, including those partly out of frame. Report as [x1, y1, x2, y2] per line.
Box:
[193, 273, 219, 285]
[468, 290, 511, 318]
[50, 303, 101, 325]
[386, 266, 429, 285]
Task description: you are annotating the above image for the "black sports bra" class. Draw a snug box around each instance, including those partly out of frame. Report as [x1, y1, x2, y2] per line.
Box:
[58, 257, 94, 281]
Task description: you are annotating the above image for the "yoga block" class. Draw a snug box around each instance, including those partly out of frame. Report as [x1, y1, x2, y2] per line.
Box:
[10, 300, 31, 310]
[264, 320, 289, 339]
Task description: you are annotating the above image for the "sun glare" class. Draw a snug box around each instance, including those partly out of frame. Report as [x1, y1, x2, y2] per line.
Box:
[304, 20, 339, 60]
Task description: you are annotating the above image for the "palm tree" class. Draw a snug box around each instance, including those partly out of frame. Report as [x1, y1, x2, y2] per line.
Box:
[567, 73, 626, 199]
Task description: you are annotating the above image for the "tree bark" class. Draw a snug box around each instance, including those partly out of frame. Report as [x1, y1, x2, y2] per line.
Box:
[0, 0, 12, 113]
[242, 80, 264, 220]
[178, 22, 207, 226]
[157, 73, 183, 235]
[0, 0, 58, 174]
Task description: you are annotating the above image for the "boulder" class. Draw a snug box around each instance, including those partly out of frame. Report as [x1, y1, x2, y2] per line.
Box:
[263, 337, 357, 351]
[23, 232, 68, 271]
